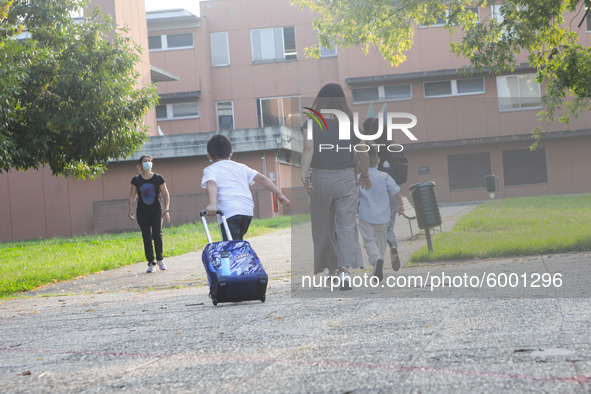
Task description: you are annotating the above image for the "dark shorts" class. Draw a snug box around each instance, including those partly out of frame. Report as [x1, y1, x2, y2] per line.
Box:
[222, 215, 253, 241]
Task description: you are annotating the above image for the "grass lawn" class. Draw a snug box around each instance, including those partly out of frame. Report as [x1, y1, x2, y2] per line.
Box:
[410, 194, 591, 263]
[0, 214, 308, 299]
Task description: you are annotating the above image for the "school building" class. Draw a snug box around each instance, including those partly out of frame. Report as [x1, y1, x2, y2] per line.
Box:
[1, 0, 590, 242]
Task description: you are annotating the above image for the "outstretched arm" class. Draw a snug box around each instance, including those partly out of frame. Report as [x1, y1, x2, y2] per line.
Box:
[254, 173, 290, 206]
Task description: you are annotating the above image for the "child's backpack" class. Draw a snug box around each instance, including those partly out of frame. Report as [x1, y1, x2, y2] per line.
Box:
[379, 151, 408, 185]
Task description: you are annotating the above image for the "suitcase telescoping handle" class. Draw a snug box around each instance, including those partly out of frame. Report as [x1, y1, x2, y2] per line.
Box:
[199, 210, 233, 243]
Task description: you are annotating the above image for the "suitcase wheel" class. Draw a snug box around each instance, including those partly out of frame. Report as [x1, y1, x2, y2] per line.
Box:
[212, 298, 218, 306]
[260, 295, 266, 303]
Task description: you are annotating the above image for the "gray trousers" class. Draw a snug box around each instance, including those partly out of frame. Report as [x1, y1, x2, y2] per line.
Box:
[310, 168, 363, 274]
[387, 193, 399, 249]
[358, 220, 388, 266]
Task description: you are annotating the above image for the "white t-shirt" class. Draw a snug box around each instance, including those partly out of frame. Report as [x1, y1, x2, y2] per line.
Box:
[357, 167, 400, 225]
[201, 160, 259, 219]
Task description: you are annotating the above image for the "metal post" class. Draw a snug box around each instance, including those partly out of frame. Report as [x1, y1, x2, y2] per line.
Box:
[425, 228, 434, 253]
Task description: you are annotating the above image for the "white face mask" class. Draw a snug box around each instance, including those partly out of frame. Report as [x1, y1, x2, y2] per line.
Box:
[141, 161, 152, 171]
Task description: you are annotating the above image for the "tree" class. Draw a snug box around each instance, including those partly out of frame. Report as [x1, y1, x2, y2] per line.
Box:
[292, 0, 591, 146]
[0, 0, 158, 178]
[0, 0, 23, 171]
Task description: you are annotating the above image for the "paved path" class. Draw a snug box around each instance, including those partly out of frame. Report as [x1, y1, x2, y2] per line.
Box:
[1, 204, 590, 393]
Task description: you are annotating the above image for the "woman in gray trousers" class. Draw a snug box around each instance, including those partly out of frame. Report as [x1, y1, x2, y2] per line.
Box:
[300, 83, 371, 290]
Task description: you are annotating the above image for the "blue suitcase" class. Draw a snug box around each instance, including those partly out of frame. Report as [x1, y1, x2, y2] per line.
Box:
[200, 210, 267, 306]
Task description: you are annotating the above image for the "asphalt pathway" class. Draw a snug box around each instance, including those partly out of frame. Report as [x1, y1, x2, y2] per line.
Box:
[1, 204, 590, 393]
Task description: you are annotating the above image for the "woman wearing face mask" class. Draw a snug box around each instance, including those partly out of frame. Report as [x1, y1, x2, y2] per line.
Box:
[129, 155, 171, 273]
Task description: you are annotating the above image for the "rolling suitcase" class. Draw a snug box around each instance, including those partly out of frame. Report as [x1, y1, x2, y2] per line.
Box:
[200, 210, 268, 306]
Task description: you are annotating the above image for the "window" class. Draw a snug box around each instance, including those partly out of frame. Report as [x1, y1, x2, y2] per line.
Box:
[491, 5, 504, 24]
[352, 87, 379, 103]
[283, 27, 296, 59]
[256, 96, 301, 128]
[258, 98, 281, 127]
[448, 152, 492, 190]
[155, 105, 167, 119]
[172, 102, 198, 117]
[420, 7, 479, 28]
[167, 33, 193, 48]
[148, 33, 194, 51]
[586, 7, 591, 32]
[352, 84, 411, 104]
[148, 36, 162, 50]
[457, 78, 485, 94]
[496, 74, 541, 111]
[216, 101, 234, 130]
[466, 7, 480, 22]
[320, 41, 337, 57]
[70, 7, 84, 19]
[156, 101, 199, 120]
[251, 26, 296, 62]
[419, 12, 447, 28]
[211, 32, 230, 66]
[502, 148, 548, 186]
[425, 81, 452, 97]
[282, 96, 302, 128]
[492, 4, 525, 37]
[384, 84, 412, 100]
[424, 78, 485, 98]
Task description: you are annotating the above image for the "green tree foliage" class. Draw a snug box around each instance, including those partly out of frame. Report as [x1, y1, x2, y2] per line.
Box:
[0, 0, 158, 178]
[292, 0, 591, 145]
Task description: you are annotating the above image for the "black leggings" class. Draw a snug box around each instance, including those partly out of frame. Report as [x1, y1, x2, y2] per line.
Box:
[136, 209, 163, 263]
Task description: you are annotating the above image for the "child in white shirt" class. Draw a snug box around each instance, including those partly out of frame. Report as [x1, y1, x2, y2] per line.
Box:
[201, 134, 290, 240]
[357, 147, 404, 282]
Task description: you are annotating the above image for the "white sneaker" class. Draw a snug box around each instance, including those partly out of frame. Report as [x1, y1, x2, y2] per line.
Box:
[146, 263, 155, 273]
[157, 261, 167, 270]
[338, 267, 352, 291]
[324, 270, 336, 287]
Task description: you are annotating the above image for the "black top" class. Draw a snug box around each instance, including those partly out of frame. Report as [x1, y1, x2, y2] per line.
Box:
[131, 174, 165, 212]
[309, 118, 359, 170]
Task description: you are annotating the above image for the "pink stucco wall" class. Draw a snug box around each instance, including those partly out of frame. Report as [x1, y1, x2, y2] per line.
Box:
[91, 0, 157, 136]
[3, 0, 591, 242]
[0, 150, 287, 241]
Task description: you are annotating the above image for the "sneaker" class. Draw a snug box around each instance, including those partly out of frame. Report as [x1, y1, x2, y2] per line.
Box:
[324, 271, 336, 289]
[157, 261, 167, 270]
[391, 248, 401, 272]
[338, 267, 352, 291]
[146, 262, 155, 273]
[324, 270, 336, 287]
[372, 258, 384, 282]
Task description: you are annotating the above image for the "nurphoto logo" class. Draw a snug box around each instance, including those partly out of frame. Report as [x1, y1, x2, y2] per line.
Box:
[303, 109, 418, 152]
[303, 107, 327, 131]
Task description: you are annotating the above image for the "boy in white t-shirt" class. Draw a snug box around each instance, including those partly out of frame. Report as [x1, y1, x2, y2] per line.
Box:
[201, 134, 290, 240]
[357, 147, 404, 282]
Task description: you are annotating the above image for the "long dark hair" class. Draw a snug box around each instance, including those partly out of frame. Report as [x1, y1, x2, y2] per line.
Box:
[311, 83, 352, 119]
